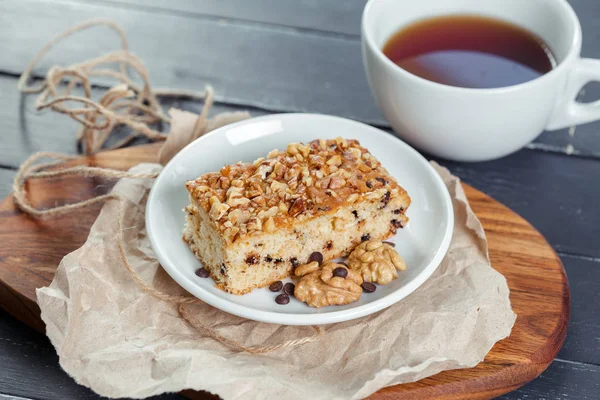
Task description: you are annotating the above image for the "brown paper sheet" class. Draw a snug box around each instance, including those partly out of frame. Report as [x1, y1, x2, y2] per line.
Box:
[36, 162, 516, 399]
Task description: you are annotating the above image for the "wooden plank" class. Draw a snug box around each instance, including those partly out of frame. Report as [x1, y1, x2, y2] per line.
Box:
[0, 74, 80, 168]
[88, 0, 364, 37]
[0, 305, 593, 400]
[441, 149, 600, 258]
[2, 0, 600, 158]
[79, 0, 600, 51]
[1, 71, 599, 257]
[2, 96, 600, 257]
[0, 74, 268, 168]
[0, 0, 383, 124]
[0, 395, 34, 400]
[0, 169, 15, 200]
[3, 0, 597, 158]
[500, 359, 600, 400]
[0, 310, 185, 400]
[556, 254, 600, 365]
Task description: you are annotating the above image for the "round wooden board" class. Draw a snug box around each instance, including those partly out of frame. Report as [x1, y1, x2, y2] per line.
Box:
[0, 144, 569, 399]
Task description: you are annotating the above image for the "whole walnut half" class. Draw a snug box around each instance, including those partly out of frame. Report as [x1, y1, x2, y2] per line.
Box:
[348, 240, 406, 284]
[294, 263, 363, 308]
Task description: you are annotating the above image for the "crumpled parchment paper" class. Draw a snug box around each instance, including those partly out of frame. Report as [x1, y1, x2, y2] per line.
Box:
[36, 162, 516, 400]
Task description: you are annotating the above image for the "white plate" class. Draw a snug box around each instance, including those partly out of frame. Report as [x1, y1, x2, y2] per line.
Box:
[146, 114, 453, 325]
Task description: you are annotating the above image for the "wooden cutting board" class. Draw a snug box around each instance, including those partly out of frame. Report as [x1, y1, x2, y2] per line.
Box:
[0, 143, 569, 400]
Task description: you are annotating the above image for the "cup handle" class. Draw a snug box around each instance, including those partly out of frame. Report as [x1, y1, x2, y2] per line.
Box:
[546, 58, 600, 130]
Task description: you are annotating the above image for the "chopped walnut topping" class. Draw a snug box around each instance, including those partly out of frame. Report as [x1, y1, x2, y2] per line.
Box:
[185, 138, 409, 243]
[228, 209, 250, 225]
[209, 197, 229, 220]
[289, 198, 306, 217]
[348, 147, 362, 160]
[246, 217, 262, 231]
[264, 217, 276, 233]
[326, 155, 342, 166]
[328, 176, 346, 189]
[357, 162, 372, 173]
[346, 193, 359, 204]
[278, 202, 289, 213]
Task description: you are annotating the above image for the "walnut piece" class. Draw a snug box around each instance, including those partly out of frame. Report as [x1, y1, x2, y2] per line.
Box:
[348, 240, 406, 284]
[294, 263, 363, 308]
[294, 261, 320, 277]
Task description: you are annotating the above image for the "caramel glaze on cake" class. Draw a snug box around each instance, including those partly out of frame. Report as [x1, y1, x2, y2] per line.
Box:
[183, 138, 411, 294]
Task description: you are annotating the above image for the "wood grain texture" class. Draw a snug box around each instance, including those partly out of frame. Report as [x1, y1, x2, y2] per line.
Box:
[0, 75, 269, 168]
[2, 0, 599, 157]
[89, 0, 600, 160]
[0, 144, 569, 399]
[442, 149, 600, 259]
[0, 311, 183, 400]
[0, 169, 16, 200]
[3, 70, 600, 258]
[555, 254, 600, 365]
[500, 359, 600, 400]
[88, 0, 364, 36]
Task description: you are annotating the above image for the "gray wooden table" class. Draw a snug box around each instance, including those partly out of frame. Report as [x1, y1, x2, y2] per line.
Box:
[0, 1, 599, 399]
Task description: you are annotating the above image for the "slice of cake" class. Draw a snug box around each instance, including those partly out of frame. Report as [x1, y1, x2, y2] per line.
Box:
[183, 138, 411, 294]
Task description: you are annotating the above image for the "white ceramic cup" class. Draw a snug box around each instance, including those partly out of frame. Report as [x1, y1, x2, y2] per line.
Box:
[362, 0, 599, 161]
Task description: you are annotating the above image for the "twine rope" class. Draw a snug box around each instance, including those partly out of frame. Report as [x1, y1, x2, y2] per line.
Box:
[13, 19, 322, 353]
[17, 19, 212, 155]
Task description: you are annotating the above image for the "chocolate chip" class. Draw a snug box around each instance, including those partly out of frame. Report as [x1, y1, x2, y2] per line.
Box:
[195, 268, 210, 278]
[333, 267, 348, 278]
[275, 294, 290, 305]
[290, 257, 300, 268]
[219, 263, 227, 276]
[283, 282, 295, 295]
[393, 209, 401, 215]
[269, 281, 283, 292]
[361, 233, 371, 242]
[245, 254, 259, 265]
[361, 282, 376, 293]
[324, 241, 333, 250]
[376, 177, 388, 185]
[383, 241, 396, 247]
[265, 255, 273, 262]
[309, 251, 323, 264]
[352, 210, 359, 219]
[380, 191, 391, 208]
[274, 258, 283, 264]
[366, 180, 373, 189]
[391, 219, 404, 229]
